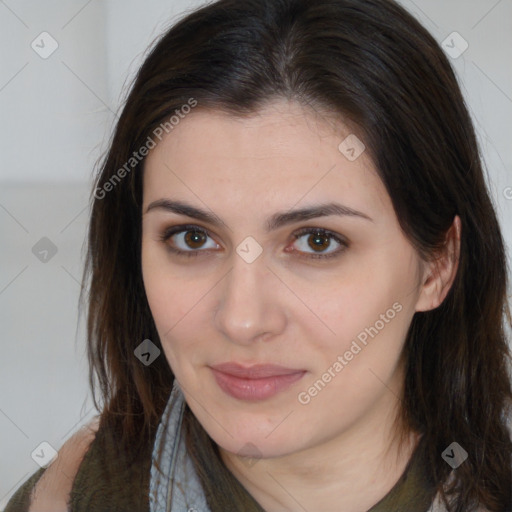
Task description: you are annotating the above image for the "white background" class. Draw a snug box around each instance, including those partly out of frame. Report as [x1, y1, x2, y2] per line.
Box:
[1, 0, 511, 507]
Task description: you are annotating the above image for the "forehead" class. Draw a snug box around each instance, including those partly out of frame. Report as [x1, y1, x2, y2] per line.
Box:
[142, 101, 390, 221]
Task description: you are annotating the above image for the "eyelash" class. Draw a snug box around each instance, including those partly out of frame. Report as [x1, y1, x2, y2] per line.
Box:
[158, 224, 349, 260]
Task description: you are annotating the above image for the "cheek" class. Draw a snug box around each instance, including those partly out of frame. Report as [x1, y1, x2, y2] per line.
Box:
[143, 278, 197, 378]
[305, 251, 418, 367]
[142, 240, 198, 331]
[295, 281, 412, 427]
[142, 249, 170, 328]
[141, 246, 211, 373]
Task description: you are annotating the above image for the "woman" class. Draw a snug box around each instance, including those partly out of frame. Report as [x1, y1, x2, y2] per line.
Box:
[5, 0, 512, 511]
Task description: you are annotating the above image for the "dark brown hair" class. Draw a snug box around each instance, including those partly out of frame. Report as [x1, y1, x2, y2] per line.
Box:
[81, 0, 512, 510]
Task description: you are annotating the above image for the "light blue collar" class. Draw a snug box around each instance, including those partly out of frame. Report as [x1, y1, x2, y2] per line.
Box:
[150, 379, 210, 512]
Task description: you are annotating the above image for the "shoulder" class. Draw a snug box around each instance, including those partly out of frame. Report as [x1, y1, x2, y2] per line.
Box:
[27, 415, 100, 512]
[68, 413, 156, 511]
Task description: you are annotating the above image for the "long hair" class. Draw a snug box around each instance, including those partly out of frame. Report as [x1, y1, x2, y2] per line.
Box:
[81, 0, 512, 510]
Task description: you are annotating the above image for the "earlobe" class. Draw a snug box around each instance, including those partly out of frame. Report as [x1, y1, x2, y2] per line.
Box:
[415, 215, 461, 313]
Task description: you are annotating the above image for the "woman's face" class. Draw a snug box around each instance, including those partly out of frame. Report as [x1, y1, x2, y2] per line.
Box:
[141, 100, 429, 459]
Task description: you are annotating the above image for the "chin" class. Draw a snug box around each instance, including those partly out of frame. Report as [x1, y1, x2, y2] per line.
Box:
[206, 422, 302, 460]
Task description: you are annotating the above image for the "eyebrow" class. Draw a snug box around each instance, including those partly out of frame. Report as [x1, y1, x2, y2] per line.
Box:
[145, 199, 373, 231]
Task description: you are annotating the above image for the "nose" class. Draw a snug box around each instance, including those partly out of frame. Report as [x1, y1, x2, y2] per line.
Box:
[213, 252, 287, 346]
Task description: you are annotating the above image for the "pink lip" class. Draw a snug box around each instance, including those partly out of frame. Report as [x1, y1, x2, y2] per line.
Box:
[210, 363, 306, 401]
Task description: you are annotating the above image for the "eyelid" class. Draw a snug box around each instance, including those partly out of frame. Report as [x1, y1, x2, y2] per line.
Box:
[159, 223, 349, 260]
[289, 227, 348, 259]
[159, 224, 220, 253]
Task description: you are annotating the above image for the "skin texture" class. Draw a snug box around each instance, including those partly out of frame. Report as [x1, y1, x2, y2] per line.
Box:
[141, 100, 460, 512]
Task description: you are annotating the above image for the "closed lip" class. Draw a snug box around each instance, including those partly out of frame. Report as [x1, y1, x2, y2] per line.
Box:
[210, 362, 305, 379]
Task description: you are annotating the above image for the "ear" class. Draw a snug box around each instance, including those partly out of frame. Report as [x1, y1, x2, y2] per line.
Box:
[415, 215, 461, 313]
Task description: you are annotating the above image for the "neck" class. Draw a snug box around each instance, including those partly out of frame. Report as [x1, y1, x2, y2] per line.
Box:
[219, 387, 421, 512]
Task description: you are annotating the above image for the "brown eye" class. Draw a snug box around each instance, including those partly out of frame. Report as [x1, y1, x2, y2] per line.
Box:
[291, 228, 348, 260]
[159, 225, 220, 257]
[184, 230, 208, 249]
[307, 232, 331, 252]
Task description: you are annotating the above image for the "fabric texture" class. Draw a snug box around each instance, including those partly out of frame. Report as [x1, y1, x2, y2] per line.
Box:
[4, 378, 497, 511]
[3, 412, 155, 512]
[150, 379, 440, 512]
[149, 380, 209, 511]
[3, 467, 45, 512]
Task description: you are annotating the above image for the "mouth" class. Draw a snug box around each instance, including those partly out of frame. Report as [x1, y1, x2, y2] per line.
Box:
[209, 362, 307, 401]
